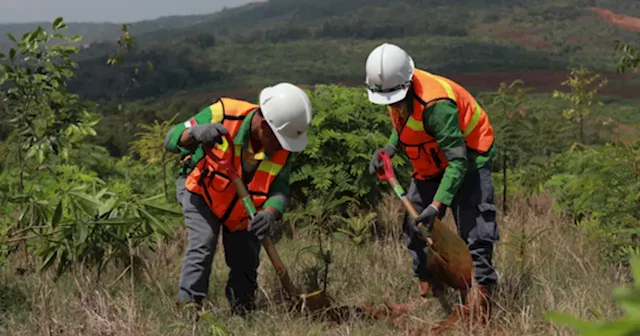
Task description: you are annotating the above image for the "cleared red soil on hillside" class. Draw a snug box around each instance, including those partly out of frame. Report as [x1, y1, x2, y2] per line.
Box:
[588, 7, 640, 32]
[475, 23, 554, 51]
[196, 70, 639, 101]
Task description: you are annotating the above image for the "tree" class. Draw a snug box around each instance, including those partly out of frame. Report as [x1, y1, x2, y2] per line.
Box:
[0, 19, 181, 281]
[552, 66, 607, 145]
[479, 79, 532, 214]
[0, 17, 98, 193]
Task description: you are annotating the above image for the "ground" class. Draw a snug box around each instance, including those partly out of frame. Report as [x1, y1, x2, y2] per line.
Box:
[0, 193, 626, 336]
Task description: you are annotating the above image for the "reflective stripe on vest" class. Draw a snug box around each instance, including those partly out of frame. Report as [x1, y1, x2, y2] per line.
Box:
[388, 69, 494, 180]
[184, 97, 290, 231]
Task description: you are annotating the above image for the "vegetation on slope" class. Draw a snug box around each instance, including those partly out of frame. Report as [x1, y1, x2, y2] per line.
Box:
[4, 0, 640, 103]
[0, 14, 639, 336]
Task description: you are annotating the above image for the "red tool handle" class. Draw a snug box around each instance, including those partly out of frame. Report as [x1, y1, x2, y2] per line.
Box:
[203, 133, 237, 180]
[376, 150, 395, 181]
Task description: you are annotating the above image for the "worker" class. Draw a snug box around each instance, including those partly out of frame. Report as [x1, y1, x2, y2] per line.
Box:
[163, 83, 313, 317]
[365, 43, 499, 331]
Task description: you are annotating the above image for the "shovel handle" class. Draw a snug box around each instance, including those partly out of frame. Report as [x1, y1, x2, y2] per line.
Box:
[204, 135, 300, 298]
[376, 151, 433, 244]
[232, 178, 299, 297]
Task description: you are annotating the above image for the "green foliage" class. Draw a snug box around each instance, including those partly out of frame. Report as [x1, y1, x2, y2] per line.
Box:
[546, 253, 640, 335]
[535, 144, 640, 263]
[167, 303, 230, 336]
[129, 114, 181, 200]
[3, 0, 626, 103]
[553, 66, 608, 144]
[0, 17, 96, 192]
[289, 85, 410, 210]
[0, 19, 182, 280]
[544, 145, 639, 227]
[613, 40, 640, 74]
[479, 79, 532, 212]
[332, 208, 377, 246]
[106, 23, 154, 102]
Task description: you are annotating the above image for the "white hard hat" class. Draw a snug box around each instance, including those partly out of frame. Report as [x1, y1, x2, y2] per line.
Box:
[365, 43, 415, 105]
[259, 83, 313, 152]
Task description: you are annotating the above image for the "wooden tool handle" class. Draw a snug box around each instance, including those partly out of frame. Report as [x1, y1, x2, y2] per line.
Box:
[388, 176, 434, 246]
[261, 236, 299, 296]
[231, 175, 300, 298]
[231, 178, 250, 198]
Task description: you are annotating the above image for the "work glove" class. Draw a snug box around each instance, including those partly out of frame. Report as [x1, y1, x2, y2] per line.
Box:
[248, 210, 275, 240]
[369, 144, 397, 175]
[410, 204, 442, 235]
[188, 123, 228, 145]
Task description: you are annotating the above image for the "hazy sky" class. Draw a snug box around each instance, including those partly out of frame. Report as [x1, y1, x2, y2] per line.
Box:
[0, 0, 256, 24]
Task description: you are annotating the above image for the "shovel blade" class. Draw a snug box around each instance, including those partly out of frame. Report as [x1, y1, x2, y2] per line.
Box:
[303, 291, 332, 312]
[290, 290, 331, 314]
[426, 219, 474, 290]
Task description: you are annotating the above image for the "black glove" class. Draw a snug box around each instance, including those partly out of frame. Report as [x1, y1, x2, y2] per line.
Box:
[411, 204, 441, 233]
[368, 144, 397, 175]
[188, 123, 228, 145]
[248, 210, 275, 240]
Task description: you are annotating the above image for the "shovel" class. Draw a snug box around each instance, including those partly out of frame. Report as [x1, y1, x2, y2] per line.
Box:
[203, 134, 331, 313]
[375, 150, 474, 291]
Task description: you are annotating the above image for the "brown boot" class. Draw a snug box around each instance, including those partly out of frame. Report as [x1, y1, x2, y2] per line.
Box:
[429, 284, 490, 335]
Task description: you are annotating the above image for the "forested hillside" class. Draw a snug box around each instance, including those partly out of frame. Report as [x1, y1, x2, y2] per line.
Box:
[0, 1, 640, 334]
[4, 0, 639, 103]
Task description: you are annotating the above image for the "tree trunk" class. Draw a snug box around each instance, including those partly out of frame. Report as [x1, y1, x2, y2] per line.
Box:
[18, 138, 23, 193]
[579, 112, 585, 144]
[502, 155, 508, 215]
[162, 162, 168, 201]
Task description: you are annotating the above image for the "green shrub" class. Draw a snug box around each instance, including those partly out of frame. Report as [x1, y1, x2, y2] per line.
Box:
[289, 85, 411, 211]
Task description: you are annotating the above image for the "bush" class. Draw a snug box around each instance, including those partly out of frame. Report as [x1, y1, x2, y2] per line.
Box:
[288, 85, 411, 210]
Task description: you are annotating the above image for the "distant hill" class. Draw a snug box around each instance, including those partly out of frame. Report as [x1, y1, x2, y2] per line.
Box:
[2, 0, 639, 102]
[0, 13, 216, 49]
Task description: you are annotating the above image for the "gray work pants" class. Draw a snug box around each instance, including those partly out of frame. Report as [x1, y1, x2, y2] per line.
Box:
[175, 176, 261, 314]
[403, 162, 499, 287]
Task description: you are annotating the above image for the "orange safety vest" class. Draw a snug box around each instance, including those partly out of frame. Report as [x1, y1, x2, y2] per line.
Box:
[388, 69, 494, 180]
[184, 98, 290, 232]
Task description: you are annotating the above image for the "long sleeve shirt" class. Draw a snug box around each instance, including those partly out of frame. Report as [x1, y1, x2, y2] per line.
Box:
[388, 99, 496, 206]
[164, 107, 291, 214]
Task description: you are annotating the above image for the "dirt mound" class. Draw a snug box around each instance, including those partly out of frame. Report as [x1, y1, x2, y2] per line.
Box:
[587, 7, 640, 32]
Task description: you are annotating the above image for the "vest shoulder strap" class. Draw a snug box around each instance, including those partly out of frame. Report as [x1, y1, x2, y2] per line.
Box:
[209, 99, 225, 124]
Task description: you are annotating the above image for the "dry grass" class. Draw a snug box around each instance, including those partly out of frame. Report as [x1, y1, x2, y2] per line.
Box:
[0, 193, 624, 336]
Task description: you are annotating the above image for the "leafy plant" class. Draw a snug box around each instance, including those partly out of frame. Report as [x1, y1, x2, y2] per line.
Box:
[552, 66, 607, 145]
[290, 85, 411, 211]
[167, 303, 230, 336]
[106, 23, 154, 98]
[332, 207, 377, 246]
[613, 40, 640, 74]
[129, 114, 181, 200]
[0, 17, 97, 192]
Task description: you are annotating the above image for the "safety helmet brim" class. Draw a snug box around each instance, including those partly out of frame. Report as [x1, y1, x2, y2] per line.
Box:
[267, 119, 308, 152]
[367, 85, 410, 105]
